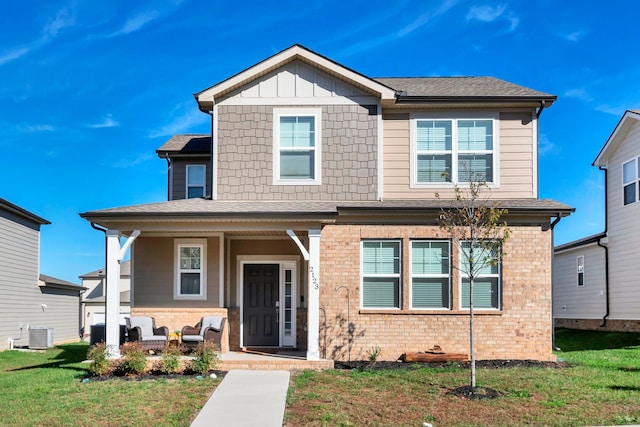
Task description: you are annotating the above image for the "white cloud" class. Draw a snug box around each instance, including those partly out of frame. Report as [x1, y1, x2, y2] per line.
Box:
[562, 31, 585, 42]
[0, 46, 32, 65]
[44, 7, 75, 37]
[466, 4, 507, 22]
[112, 152, 154, 169]
[17, 124, 55, 133]
[538, 134, 557, 157]
[595, 104, 628, 116]
[117, 10, 161, 35]
[564, 88, 593, 102]
[87, 114, 120, 129]
[148, 108, 209, 138]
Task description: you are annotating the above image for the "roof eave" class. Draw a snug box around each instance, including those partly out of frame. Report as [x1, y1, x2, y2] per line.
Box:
[593, 110, 640, 167]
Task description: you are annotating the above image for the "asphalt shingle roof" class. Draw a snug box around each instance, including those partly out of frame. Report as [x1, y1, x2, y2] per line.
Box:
[156, 134, 211, 154]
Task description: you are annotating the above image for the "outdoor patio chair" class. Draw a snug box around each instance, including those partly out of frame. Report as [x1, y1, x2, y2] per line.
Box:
[181, 316, 226, 352]
[125, 316, 169, 353]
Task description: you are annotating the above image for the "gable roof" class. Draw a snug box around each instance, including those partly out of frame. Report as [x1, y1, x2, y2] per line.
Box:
[79, 260, 131, 279]
[593, 110, 640, 167]
[39, 274, 86, 292]
[0, 197, 50, 225]
[195, 44, 400, 109]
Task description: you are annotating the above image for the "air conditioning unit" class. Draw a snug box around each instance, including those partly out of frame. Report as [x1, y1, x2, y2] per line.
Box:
[29, 327, 54, 349]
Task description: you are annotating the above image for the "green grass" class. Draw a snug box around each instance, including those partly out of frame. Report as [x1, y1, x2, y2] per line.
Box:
[285, 328, 640, 427]
[0, 342, 220, 427]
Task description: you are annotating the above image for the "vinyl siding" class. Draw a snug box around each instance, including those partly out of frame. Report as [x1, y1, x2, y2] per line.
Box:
[382, 110, 537, 199]
[553, 244, 606, 319]
[171, 159, 211, 200]
[133, 236, 221, 308]
[603, 119, 640, 320]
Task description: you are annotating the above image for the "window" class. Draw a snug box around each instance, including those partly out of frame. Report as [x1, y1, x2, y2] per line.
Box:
[174, 239, 206, 299]
[411, 240, 451, 309]
[361, 240, 401, 309]
[577, 256, 584, 287]
[412, 115, 496, 185]
[623, 158, 639, 205]
[273, 108, 321, 185]
[460, 241, 501, 309]
[186, 165, 206, 198]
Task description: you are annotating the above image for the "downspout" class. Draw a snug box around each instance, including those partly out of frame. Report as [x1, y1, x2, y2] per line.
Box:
[536, 100, 547, 119]
[598, 166, 610, 327]
[163, 154, 172, 201]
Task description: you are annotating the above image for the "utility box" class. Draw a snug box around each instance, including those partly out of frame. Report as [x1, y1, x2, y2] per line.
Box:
[29, 327, 54, 349]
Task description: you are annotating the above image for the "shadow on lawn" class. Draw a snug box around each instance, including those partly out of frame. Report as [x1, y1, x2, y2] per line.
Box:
[7, 343, 88, 374]
[555, 328, 640, 352]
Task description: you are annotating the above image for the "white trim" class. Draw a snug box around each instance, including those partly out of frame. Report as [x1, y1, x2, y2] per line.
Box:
[410, 240, 451, 310]
[409, 112, 499, 189]
[174, 238, 207, 300]
[212, 103, 219, 200]
[377, 103, 384, 200]
[360, 239, 402, 310]
[622, 155, 640, 206]
[218, 96, 379, 106]
[236, 256, 300, 348]
[458, 241, 501, 310]
[273, 107, 322, 185]
[219, 235, 224, 307]
[532, 111, 538, 198]
[576, 255, 585, 287]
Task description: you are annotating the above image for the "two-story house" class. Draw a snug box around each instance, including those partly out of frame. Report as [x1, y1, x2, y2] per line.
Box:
[81, 45, 572, 361]
[554, 110, 640, 332]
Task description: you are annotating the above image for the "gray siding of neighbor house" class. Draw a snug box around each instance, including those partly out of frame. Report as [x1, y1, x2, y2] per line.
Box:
[216, 104, 378, 200]
[38, 285, 82, 343]
[133, 236, 221, 308]
[602, 119, 640, 320]
[0, 209, 41, 349]
[553, 244, 607, 320]
[171, 158, 212, 200]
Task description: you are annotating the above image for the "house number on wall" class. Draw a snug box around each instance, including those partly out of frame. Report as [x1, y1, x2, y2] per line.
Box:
[309, 266, 319, 290]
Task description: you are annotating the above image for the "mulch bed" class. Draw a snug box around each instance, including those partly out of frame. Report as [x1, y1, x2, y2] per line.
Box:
[82, 370, 227, 382]
[334, 359, 569, 371]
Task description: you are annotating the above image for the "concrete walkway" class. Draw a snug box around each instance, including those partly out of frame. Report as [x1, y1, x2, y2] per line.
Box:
[190, 370, 290, 427]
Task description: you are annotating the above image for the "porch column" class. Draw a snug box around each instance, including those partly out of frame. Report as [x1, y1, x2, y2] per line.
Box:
[307, 229, 321, 361]
[105, 229, 140, 359]
[105, 230, 122, 359]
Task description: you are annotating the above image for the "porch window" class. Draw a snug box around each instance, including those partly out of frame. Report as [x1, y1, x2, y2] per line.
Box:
[411, 240, 451, 309]
[186, 165, 206, 198]
[174, 239, 207, 299]
[460, 241, 501, 309]
[273, 108, 322, 185]
[361, 240, 401, 309]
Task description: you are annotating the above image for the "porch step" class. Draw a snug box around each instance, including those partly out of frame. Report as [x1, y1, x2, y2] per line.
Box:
[217, 352, 333, 371]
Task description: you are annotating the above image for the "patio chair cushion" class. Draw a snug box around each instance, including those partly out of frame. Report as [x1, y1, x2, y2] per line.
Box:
[128, 316, 154, 338]
[181, 335, 204, 343]
[199, 316, 223, 335]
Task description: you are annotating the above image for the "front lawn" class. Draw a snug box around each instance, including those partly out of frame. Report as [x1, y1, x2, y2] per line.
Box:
[285, 328, 640, 427]
[0, 342, 219, 427]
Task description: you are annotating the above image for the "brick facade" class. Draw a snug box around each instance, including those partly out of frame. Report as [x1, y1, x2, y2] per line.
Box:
[318, 224, 555, 361]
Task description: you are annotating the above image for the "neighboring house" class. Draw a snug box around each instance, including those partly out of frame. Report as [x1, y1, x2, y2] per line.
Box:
[1, 197, 85, 350]
[81, 45, 572, 361]
[80, 260, 131, 334]
[554, 110, 640, 332]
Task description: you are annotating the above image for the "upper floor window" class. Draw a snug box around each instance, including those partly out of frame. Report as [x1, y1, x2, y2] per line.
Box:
[412, 115, 496, 186]
[174, 239, 207, 300]
[623, 157, 639, 205]
[361, 240, 401, 309]
[460, 241, 501, 309]
[186, 165, 206, 198]
[273, 108, 322, 185]
[411, 240, 451, 309]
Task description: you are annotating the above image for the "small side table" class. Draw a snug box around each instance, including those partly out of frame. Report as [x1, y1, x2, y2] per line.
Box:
[168, 332, 181, 348]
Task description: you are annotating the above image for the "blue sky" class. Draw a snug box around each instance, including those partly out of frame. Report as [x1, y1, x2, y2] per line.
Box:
[1, 1, 638, 283]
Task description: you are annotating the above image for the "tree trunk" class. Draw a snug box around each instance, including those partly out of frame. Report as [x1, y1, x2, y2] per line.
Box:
[470, 276, 476, 388]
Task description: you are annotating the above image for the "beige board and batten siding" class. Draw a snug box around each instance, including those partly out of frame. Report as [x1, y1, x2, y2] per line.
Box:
[132, 236, 221, 308]
[602, 118, 640, 320]
[382, 110, 537, 199]
[553, 244, 606, 319]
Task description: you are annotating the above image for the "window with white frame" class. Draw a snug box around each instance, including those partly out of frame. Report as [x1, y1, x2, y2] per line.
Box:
[622, 157, 639, 205]
[361, 240, 401, 309]
[460, 241, 501, 309]
[174, 239, 206, 299]
[413, 116, 496, 185]
[411, 240, 451, 309]
[186, 165, 206, 198]
[577, 256, 585, 287]
[273, 108, 321, 185]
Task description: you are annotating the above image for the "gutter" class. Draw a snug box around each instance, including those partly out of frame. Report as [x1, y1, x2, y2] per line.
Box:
[536, 100, 548, 118]
[597, 166, 610, 327]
